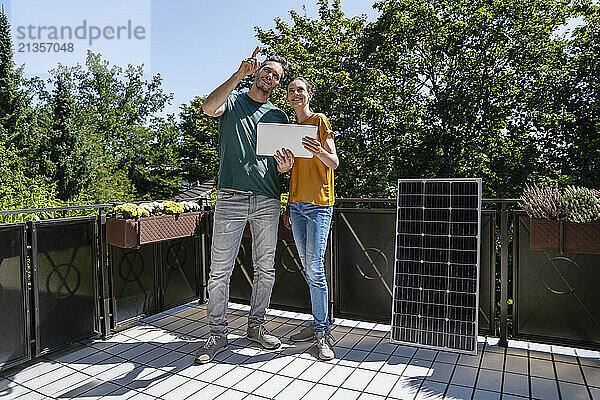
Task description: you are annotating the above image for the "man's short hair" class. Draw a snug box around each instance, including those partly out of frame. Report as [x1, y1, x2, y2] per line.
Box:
[262, 55, 289, 81]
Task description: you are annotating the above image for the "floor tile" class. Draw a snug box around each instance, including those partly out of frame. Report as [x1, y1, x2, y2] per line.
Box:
[414, 348, 438, 361]
[298, 360, 334, 382]
[337, 349, 370, 368]
[505, 354, 528, 374]
[273, 378, 314, 400]
[341, 368, 377, 391]
[427, 362, 454, 383]
[319, 364, 355, 386]
[503, 372, 530, 398]
[363, 371, 399, 396]
[195, 362, 235, 383]
[472, 388, 500, 399]
[555, 361, 585, 384]
[590, 386, 600, 400]
[435, 352, 459, 365]
[6, 361, 62, 384]
[457, 352, 481, 367]
[161, 380, 207, 400]
[213, 365, 254, 387]
[357, 392, 387, 400]
[530, 376, 560, 400]
[372, 340, 398, 355]
[475, 368, 502, 392]
[302, 383, 338, 400]
[186, 383, 227, 400]
[213, 388, 247, 400]
[416, 380, 446, 399]
[142, 373, 189, 398]
[354, 335, 382, 352]
[20, 365, 76, 390]
[277, 357, 314, 378]
[232, 370, 273, 393]
[379, 355, 410, 375]
[329, 387, 361, 400]
[444, 384, 473, 400]
[0, 380, 32, 399]
[388, 377, 421, 400]
[360, 352, 389, 371]
[583, 365, 600, 388]
[480, 351, 504, 370]
[558, 381, 591, 400]
[252, 374, 293, 399]
[530, 357, 555, 379]
[394, 345, 418, 358]
[450, 365, 478, 387]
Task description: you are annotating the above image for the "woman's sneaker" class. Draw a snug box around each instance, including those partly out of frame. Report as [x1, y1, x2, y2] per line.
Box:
[315, 331, 334, 361]
[194, 335, 228, 364]
[290, 323, 333, 342]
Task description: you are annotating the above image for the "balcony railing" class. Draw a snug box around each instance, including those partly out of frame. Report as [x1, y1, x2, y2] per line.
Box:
[1, 199, 598, 372]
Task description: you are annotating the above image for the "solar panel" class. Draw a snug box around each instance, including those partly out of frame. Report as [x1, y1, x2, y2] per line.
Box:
[391, 178, 481, 354]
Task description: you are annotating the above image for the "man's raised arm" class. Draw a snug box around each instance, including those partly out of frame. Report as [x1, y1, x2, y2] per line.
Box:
[202, 47, 261, 117]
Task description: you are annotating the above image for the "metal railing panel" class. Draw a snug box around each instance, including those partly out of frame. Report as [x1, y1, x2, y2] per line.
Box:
[478, 211, 496, 335]
[160, 237, 200, 310]
[0, 223, 30, 371]
[334, 209, 396, 323]
[109, 244, 158, 328]
[31, 217, 98, 355]
[513, 212, 600, 350]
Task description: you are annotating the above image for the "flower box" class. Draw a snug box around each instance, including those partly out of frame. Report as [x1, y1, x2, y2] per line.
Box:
[529, 219, 600, 255]
[106, 212, 204, 248]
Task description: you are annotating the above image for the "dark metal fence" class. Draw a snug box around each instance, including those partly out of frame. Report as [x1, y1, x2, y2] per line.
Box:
[31, 217, 99, 355]
[513, 212, 600, 350]
[0, 223, 29, 370]
[2, 198, 600, 372]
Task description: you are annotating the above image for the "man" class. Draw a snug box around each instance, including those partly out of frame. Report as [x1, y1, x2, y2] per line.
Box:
[195, 47, 294, 364]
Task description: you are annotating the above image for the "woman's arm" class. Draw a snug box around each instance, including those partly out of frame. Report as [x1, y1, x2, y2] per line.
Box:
[302, 133, 339, 169]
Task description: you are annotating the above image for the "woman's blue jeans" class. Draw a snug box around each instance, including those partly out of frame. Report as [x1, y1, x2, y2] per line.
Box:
[289, 202, 333, 334]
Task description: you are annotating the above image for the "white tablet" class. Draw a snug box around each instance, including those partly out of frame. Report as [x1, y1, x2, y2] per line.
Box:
[256, 122, 316, 158]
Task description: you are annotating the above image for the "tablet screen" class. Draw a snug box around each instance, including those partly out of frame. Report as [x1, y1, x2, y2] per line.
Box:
[256, 123, 316, 158]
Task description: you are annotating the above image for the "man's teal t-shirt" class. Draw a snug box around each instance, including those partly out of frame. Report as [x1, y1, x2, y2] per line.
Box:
[217, 92, 289, 199]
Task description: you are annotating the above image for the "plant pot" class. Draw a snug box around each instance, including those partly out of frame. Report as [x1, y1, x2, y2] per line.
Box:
[106, 212, 204, 248]
[529, 219, 600, 255]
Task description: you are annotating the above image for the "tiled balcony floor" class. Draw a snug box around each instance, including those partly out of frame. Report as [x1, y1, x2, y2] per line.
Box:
[1, 301, 599, 400]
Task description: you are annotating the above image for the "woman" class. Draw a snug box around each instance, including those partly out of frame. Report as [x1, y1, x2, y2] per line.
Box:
[274, 77, 339, 360]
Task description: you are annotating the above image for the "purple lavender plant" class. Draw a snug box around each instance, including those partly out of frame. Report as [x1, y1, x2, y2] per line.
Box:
[520, 183, 567, 220]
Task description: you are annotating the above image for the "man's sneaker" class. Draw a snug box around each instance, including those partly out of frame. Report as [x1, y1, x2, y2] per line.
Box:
[194, 335, 228, 364]
[315, 331, 334, 360]
[247, 325, 281, 349]
[290, 323, 333, 342]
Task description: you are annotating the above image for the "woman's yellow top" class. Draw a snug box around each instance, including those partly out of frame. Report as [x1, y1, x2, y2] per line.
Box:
[289, 113, 335, 206]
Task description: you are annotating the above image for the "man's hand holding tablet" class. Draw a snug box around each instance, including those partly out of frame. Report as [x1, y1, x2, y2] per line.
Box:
[274, 148, 294, 173]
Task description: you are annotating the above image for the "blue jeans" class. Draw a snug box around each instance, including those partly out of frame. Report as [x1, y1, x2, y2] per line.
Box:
[289, 202, 333, 334]
[207, 190, 280, 336]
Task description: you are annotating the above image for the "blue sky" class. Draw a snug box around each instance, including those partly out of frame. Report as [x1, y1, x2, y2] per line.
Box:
[1, 0, 379, 115]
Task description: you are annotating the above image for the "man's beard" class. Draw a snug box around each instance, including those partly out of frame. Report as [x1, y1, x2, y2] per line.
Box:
[254, 77, 272, 96]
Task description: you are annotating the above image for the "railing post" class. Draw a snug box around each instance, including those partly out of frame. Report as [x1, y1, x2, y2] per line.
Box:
[98, 209, 112, 338]
[499, 204, 509, 347]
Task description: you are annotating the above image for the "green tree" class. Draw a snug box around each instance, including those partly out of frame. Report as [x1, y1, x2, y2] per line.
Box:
[125, 116, 182, 199]
[178, 97, 219, 185]
[0, 9, 29, 145]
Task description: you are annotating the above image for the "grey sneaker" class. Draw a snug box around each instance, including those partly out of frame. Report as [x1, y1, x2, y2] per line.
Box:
[290, 323, 333, 342]
[315, 331, 334, 361]
[247, 324, 281, 349]
[194, 335, 228, 364]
